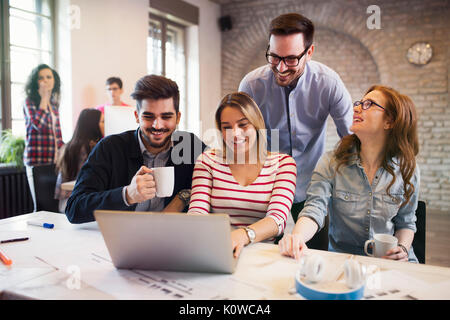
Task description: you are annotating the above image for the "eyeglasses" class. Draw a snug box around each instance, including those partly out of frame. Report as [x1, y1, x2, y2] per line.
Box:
[353, 100, 385, 111]
[265, 45, 310, 67]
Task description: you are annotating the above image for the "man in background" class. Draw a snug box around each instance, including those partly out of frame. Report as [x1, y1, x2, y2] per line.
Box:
[96, 76, 131, 113]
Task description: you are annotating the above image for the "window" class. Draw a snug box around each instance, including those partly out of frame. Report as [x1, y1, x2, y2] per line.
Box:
[148, 14, 187, 130]
[0, 0, 54, 136]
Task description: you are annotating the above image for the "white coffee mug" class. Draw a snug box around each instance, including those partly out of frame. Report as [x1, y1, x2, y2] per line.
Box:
[364, 234, 398, 258]
[152, 167, 174, 197]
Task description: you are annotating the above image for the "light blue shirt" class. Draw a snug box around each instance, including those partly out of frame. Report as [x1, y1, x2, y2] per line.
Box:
[299, 151, 420, 262]
[239, 61, 353, 203]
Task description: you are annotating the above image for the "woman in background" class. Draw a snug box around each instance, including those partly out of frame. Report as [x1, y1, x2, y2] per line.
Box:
[55, 108, 104, 212]
[23, 64, 64, 211]
[23, 64, 63, 166]
[188, 92, 297, 258]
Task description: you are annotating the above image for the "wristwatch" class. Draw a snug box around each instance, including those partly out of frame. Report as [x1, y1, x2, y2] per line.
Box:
[177, 189, 191, 207]
[244, 227, 256, 244]
[398, 244, 408, 255]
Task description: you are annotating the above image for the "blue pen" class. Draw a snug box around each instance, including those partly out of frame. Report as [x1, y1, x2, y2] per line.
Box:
[27, 221, 54, 229]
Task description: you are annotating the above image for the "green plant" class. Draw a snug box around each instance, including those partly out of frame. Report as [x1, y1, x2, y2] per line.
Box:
[0, 129, 25, 168]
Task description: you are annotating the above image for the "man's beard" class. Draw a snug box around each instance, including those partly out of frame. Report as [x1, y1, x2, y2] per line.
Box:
[142, 129, 172, 149]
[271, 66, 303, 87]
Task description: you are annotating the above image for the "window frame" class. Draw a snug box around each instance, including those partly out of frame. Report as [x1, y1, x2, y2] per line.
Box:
[149, 13, 187, 76]
[149, 13, 188, 130]
[0, 0, 56, 132]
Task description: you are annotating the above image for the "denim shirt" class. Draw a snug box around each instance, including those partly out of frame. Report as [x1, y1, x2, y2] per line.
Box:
[299, 151, 420, 262]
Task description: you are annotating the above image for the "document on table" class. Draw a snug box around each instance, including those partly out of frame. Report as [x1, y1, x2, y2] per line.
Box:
[362, 270, 431, 300]
[408, 280, 450, 300]
[36, 247, 271, 300]
[0, 266, 56, 291]
[0, 230, 60, 291]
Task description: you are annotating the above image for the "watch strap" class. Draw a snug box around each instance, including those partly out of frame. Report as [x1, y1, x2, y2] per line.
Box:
[244, 227, 256, 243]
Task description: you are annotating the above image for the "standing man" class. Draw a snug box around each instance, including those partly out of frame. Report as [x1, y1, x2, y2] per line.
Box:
[96, 77, 131, 114]
[239, 13, 353, 222]
[66, 75, 206, 223]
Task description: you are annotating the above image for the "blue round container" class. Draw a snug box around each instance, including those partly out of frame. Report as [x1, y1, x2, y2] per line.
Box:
[295, 270, 365, 300]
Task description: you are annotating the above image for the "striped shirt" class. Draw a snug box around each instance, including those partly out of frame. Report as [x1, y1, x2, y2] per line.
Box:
[188, 150, 297, 235]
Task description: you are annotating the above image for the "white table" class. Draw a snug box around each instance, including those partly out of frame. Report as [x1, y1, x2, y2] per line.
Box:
[1, 212, 450, 300]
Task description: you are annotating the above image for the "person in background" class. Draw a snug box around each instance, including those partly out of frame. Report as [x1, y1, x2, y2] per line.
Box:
[54, 108, 104, 213]
[279, 85, 420, 263]
[65, 74, 206, 223]
[23, 64, 64, 211]
[188, 92, 297, 258]
[239, 13, 353, 224]
[95, 77, 131, 114]
[23, 64, 64, 166]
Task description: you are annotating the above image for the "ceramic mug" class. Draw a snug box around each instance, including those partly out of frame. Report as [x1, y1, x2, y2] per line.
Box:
[152, 167, 174, 197]
[364, 233, 398, 258]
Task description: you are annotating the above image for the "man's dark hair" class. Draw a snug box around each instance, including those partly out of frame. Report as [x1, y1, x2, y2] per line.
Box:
[269, 13, 315, 49]
[131, 74, 180, 113]
[106, 77, 123, 89]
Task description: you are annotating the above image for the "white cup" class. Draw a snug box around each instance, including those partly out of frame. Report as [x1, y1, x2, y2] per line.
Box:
[152, 167, 174, 197]
[364, 234, 398, 258]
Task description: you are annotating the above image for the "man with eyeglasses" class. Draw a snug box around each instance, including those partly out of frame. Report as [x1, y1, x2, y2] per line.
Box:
[239, 13, 353, 227]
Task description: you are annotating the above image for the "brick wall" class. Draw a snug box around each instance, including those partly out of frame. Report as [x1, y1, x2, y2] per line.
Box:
[219, 0, 450, 212]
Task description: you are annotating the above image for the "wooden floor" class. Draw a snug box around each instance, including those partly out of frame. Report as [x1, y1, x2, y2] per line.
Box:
[426, 211, 450, 267]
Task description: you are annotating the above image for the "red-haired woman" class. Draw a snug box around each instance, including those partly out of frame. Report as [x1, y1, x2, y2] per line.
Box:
[279, 85, 420, 263]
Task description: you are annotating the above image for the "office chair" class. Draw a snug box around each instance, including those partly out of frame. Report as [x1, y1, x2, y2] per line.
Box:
[412, 201, 426, 264]
[289, 203, 329, 251]
[30, 164, 59, 212]
[306, 214, 329, 251]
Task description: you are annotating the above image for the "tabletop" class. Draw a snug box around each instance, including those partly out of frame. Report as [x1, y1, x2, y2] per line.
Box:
[1, 212, 449, 300]
[60, 180, 76, 192]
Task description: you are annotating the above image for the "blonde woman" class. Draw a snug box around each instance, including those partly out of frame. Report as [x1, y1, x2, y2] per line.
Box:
[188, 92, 297, 258]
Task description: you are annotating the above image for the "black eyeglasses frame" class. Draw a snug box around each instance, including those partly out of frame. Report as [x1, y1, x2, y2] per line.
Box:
[265, 45, 311, 67]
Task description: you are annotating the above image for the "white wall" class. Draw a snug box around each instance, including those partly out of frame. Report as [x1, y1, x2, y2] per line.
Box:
[69, 0, 148, 130]
[55, 0, 221, 141]
[55, 0, 73, 141]
[184, 0, 222, 137]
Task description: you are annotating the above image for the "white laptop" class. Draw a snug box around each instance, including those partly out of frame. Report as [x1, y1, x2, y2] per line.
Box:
[94, 210, 238, 274]
[104, 105, 137, 136]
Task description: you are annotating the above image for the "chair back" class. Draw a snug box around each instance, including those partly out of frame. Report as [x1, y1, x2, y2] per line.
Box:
[306, 214, 329, 251]
[412, 200, 426, 264]
[32, 164, 59, 212]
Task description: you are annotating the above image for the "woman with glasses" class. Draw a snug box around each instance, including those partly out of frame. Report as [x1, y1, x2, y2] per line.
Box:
[279, 85, 420, 263]
[188, 92, 297, 258]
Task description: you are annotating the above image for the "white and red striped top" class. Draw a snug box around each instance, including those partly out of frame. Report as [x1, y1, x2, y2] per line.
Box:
[188, 149, 297, 235]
